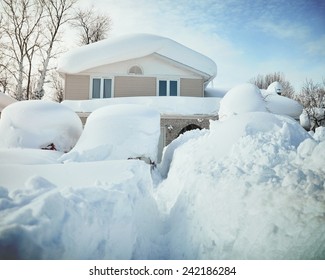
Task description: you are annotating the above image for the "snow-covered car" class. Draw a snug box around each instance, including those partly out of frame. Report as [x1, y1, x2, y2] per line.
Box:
[0, 100, 83, 152]
[60, 104, 161, 163]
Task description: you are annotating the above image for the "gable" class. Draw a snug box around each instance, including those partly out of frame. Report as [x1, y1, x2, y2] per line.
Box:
[80, 54, 203, 79]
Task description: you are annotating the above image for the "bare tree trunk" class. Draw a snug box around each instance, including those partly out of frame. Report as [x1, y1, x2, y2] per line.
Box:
[34, 0, 76, 99]
[1, 0, 43, 100]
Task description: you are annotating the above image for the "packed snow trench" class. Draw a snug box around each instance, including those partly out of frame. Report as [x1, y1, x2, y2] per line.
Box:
[0, 87, 325, 260]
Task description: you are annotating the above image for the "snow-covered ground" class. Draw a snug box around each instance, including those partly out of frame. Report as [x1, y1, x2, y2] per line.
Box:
[0, 84, 324, 260]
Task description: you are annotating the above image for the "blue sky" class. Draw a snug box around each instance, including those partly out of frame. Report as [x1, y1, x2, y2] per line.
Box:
[78, 0, 325, 90]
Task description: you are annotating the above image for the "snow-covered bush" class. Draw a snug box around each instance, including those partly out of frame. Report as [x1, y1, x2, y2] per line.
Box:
[60, 104, 160, 163]
[262, 83, 303, 119]
[0, 100, 82, 152]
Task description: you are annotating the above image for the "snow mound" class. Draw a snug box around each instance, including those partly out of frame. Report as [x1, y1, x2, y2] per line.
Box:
[261, 86, 303, 119]
[58, 33, 217, 83]
[60, 104, 160, 163]
[218, 83, 267, 120]
[0, 149, 63, 165]
[0, 101, 82, 152]
[313, 126, 325, 142]
[0, 160, 162, 259]
[158, 128, 208, 179]
[156, 111, 325, 259]
[267, 81, 283, 95]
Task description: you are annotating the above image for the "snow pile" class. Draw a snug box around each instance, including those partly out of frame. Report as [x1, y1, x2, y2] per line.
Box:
[62, 96, 220, 116]
[0, 149, 62, 165]
[0, 84, 324, 260]
[156, 112, 325, 259]
[261, 83, 303, 119]
[267, 81, 283, 95]
[58, 33, 217, 83]
[60, 104, 161, 163]
[0, 160, 163, 259]
[218, 83, 267, 120]
[0, 101, 82, 152]
[313, 126, 325, 142]
[158, 128, 208, 179]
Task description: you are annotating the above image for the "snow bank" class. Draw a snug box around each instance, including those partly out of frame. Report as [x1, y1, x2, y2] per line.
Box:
[0, 149, 62, 165]
[0, 101, 82, 152]
[156, 112, 325, 259]
[267, 81, 283, 95]
[60, 104, 161, 163]
[0, 160, 163, 259]
[158, 128, 208, 179]
[215, 83, 302, 120]
[261, 86, 303, 119]
[62, 96, 220, 116]
[218, 83, 267, 120]
[58, 33, 217, 82]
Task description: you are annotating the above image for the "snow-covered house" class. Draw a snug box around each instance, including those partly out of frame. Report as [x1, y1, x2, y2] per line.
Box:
[58, 34, 219, 155]
[58, 33, 217, 100]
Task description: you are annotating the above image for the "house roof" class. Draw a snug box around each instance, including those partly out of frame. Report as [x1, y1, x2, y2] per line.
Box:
[57, 33, 217, 82]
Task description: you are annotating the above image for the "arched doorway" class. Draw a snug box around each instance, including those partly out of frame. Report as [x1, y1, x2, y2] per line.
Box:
[177, 124, 202, 137]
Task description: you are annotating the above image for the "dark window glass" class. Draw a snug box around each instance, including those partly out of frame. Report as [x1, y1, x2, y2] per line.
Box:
[170, 80, 178, 96]
[159, 80, 167, 96]
[92, 78, 101, 98]
[103, 79, 112, 98]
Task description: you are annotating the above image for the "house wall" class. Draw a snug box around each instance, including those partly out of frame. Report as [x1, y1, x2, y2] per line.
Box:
[180, 78, 203, 97]
[114, 76, 156, 97]
[64, 75, 89, 100]
[63, 54, 206, 99]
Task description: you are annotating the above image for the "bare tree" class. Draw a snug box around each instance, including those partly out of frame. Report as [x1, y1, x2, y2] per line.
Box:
[1, 0, 44, 100]
[297, 78, 325, 130]
[250, 72, 295, 98]
[49, 71, 64, 102]
[71, 6, 112, 45]
[33, 0, 76, 99]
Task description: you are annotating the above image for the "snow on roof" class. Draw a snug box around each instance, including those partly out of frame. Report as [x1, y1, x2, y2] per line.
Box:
[57, 33, 217, 81]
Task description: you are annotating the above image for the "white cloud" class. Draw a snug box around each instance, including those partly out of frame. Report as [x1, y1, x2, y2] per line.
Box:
[254, 19, 309, 40]
[305, 35, 325, 57]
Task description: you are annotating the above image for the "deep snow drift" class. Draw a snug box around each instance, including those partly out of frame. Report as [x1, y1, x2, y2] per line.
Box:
[0, 84, 324, 260]
[156, 113, 325, 259]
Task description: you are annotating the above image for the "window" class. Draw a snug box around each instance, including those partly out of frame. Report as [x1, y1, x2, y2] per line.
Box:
[128, 65, 143, 75]
[158, 80, 178, 96]
[91, 78, 112, 98]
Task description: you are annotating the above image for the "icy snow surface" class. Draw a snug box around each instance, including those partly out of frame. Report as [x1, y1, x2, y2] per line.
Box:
[58, 33, 217, 81]
[0, 100, 82, 152]
[0, 85, 324, 260]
